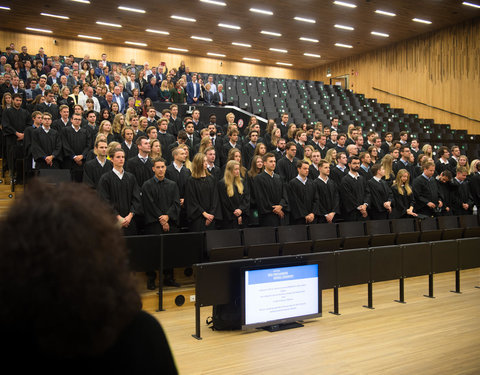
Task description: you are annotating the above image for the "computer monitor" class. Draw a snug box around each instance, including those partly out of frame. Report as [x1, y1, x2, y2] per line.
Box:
[241, 262, 321, 331]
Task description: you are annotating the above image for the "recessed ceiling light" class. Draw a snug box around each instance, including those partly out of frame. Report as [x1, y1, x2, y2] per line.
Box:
[168, 47, 189, 52]
[243, 57, 260, 62]
[200, 0, 227, 5]
[371, 31, 389, 37]
[0, 6, 11, 10]
[191, 36, 213, 41]
[96, 21, 122, 27]
[118, 6, 145, 13]
[462, 1, 480, 8]
[294, 16, 316, 23]
[261, 30, 281, 37]
[125, 41, 147, 46]
[26, 27, 53, 33]
[335, 42, 353, 48]
[276, 62, 293, 66]
[334, 24, 354, 30]
[232, 42, 252, 47]
[375, 9, 396, 16]
[250, 8, 273, 15]
[171, 15, 196, 22]
[299, 37, 319, 43]
[269, 48, 288, 53]
[71, 0, 90, 3]
[207, 52, 226, 57]
[218, 23, 241, 29]
[412, 18, 432, 24]
[40, 12, 69, 19]
[333, 1, 357, 8]
[304, 53, 321, 58]
[78, 34, 102, 40]
[146, 29, 169, 35]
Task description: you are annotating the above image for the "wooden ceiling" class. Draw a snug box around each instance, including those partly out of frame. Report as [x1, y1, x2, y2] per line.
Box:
[1, 0, 479, 70]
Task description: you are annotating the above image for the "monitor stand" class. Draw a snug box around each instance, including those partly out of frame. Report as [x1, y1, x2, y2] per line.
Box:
[261, 322, 304, 332]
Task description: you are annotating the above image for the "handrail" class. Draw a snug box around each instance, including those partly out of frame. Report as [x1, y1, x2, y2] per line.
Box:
[372, 87, 480, 123]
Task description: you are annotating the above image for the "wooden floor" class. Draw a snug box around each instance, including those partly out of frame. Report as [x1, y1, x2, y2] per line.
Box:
[144, 269, 480, 375]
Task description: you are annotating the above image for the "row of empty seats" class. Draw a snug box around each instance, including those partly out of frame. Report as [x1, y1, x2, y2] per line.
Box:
[205, 215, 480, 262]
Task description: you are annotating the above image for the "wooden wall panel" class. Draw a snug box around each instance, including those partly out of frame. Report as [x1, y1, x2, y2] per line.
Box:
[309, 19, 480, 134]
[0, 30, 307, 80]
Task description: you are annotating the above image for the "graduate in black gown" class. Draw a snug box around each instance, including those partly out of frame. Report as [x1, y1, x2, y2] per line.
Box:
[308, 149, 321, 180]
[390, 169, 418, 219]
[97, 148, 141, 236]
[436, 170, 454, 216]
[120, 126, 138, 161]
[184, 153, 221, 232]
[314, 159, 341, 223]
[166, 146, 192, 229]
[31, 113, 62, 169]
[339, 156, 370, 222]
[141, 157, 181, 234]
[218, 160, 250, 229]
[450, 166, 474, 215]
[2, 94, 30, 182]
[253, 153, 289, 227]
[276, 142, 299, 183]
[23, 111, 43, 178]
[125, 136, 154, 189]
[62, 112, 91, 182]
[366, 163, 393, 220]
[412, 161, 444, 217]
[287, 160, 318, 225]
[330, 152, 349, 187]
[82, 138, 113, 189]
[141, 157, 181, 289]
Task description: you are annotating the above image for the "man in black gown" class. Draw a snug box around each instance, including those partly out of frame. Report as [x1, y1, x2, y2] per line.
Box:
[314, 159, 340, 223]
[287, 160, 318, 225]
[97, 148, 141, 236]
[412, 161, 443, 217]
[254, 153, 289, 227]
[141, 157, 181, 289]
[83, 138, 112, 189]
[61, 112, 91, 182]
[339, 156, 370, 221]
[366, 163, 393, 220]
[31, 113, 62, 169]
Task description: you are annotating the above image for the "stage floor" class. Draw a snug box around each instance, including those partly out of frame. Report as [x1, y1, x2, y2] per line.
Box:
[146, 269, 480, 375]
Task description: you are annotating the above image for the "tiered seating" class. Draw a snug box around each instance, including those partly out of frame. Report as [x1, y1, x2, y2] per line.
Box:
[200, 71, 480, 159]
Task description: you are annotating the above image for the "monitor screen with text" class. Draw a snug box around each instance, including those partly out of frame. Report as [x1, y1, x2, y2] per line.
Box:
[243, 264, 319, 327]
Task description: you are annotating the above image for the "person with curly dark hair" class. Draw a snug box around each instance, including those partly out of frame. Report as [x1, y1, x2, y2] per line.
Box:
[0, 180, 177, 373]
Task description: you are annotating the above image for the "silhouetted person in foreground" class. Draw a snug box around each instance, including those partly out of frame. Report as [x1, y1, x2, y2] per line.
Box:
[0, 180, 178, 374]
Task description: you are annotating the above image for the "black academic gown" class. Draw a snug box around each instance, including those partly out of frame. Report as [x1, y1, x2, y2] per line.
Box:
[287, 176, 318, 225]
[276, 156, 299, 183]
[366, 177, 393, 220]
[185, 175, 221, 232]
[339, 173, 370, 222]
[412, 175, 442, 217]
[253, 171, 289, 227]
[97, 169, 141, 235]
[308, 164, 320, 180]
[82, 158, 113, 189]
[330, 165, 348, 187]
[61, 126, 91, 182]
[165, 163, 191, 228]
[217, 178, 250, 228]
[31, 127, 62, 169]
[450, 178, 474, 215]
[390, 184, 416, 219]
[141, 176, 181, 233]
[314, 177, 340, 223]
